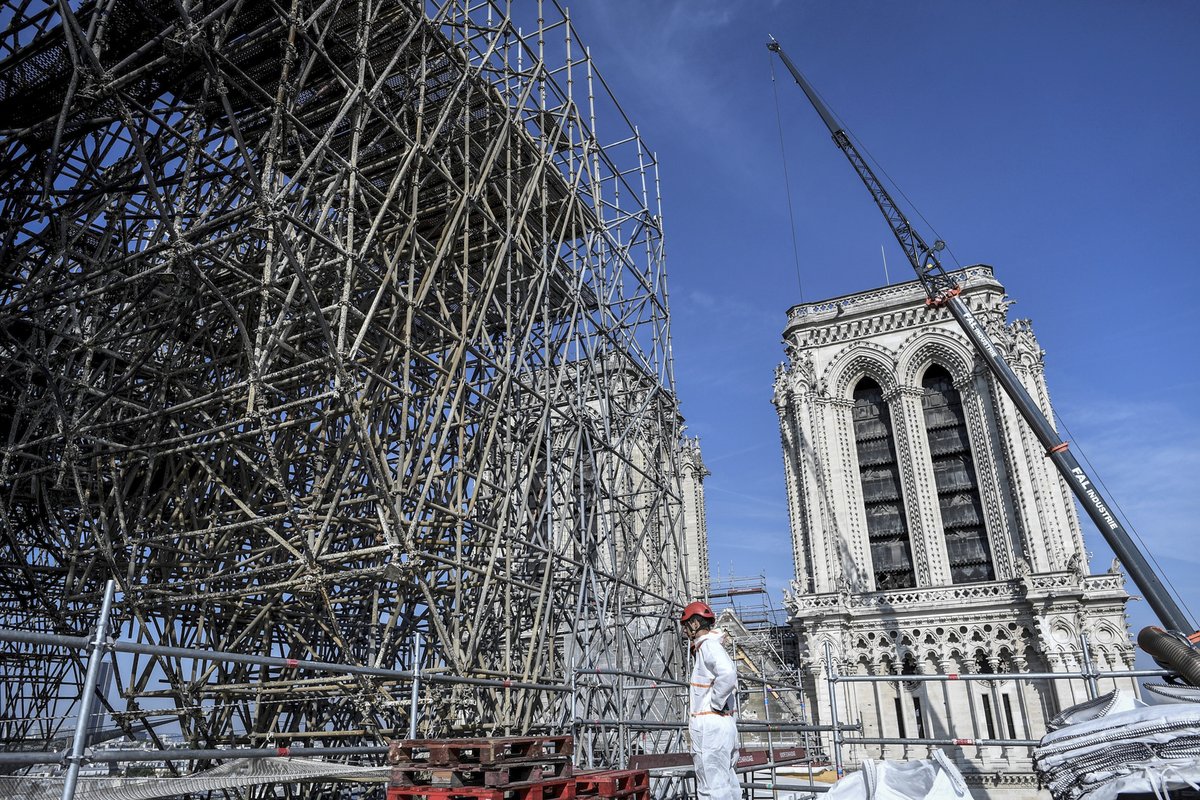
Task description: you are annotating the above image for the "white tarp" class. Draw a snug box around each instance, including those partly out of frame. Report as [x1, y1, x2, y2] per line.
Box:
[823, 749, 969, 800]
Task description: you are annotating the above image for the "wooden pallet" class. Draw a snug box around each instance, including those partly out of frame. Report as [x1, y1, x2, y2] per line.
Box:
[387, 776, 576, 800]
[390, 758, 573, 788]
[573, 769, 649, 800]
[389, 736, 575, 768]
[769, 746, 808, 764]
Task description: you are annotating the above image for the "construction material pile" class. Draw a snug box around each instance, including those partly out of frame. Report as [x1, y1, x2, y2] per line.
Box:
[1033, 688, 1200, 799]
[387, 736, 649, 800]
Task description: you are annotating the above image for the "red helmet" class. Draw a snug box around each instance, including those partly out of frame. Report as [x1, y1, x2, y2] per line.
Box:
[680, 601, 715, 624]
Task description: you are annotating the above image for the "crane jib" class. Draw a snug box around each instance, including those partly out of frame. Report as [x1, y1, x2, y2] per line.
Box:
[1071, 468, 1121, 532]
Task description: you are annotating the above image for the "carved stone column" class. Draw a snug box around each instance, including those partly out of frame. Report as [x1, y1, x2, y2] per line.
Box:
[888, 384, 944, 586]
[940, 656, 974, 755]
[774, 364, 811, 589]
[957, 370, 1016, 581]
[827, 396, 867, 593]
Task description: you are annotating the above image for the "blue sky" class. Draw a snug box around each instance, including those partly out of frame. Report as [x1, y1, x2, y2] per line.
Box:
[563, 1, 1200, 637]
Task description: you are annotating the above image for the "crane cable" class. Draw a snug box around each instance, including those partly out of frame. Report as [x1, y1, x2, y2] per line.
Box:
[769, 52, 805, 301]
[846, 125, 964, 271]
[771, 43, 963, 275]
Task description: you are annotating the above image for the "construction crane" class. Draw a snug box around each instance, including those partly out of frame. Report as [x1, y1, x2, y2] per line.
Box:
[766, 39, 1198, 648]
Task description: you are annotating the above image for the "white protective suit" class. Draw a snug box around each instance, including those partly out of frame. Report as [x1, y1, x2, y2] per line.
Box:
[689, 627, 740, 800]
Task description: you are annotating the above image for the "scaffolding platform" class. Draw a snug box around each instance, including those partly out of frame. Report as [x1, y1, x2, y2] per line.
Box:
[0, 0, 687, 780]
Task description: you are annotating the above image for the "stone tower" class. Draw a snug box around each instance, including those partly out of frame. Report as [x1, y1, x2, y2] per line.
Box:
[774, 266, 1135, 798]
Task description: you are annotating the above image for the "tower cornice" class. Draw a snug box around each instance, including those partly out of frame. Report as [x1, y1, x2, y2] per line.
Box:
[784, 265, 1006, 348]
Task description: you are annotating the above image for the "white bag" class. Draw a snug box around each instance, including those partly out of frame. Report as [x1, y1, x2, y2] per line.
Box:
[824, 750, 970, 800]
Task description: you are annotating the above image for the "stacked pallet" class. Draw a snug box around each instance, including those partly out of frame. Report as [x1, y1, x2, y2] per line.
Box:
[387, 736, 576, 800]
[385, 737, 652, 800]
[573, 769, 650, 800]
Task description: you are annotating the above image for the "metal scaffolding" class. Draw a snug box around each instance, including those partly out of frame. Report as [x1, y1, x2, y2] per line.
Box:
[0, 0, 691, 777]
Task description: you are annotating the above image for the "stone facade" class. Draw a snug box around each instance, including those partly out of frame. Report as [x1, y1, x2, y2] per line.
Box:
[775, 266, 1136, 799]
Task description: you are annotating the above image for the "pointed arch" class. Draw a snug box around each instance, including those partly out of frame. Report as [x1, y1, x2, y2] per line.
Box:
[825, 342, 899, 400]
[896, 329, 976, 389]
[922, 364, 994, 582]
[852, 376, 915, 590]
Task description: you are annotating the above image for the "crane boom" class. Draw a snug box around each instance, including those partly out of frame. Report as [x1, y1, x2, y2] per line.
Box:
[768, 39, 1194, 635]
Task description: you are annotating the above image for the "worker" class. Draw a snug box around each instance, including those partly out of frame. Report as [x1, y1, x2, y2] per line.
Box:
[681, 600, 741, 800]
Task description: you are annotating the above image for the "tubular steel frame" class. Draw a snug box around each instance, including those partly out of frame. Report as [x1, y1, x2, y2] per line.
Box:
[0, 0, 691, 779]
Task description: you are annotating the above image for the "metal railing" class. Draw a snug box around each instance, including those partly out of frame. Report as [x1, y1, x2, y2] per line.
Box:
[0, 588, 840, 799]
[818, 635, 1172, 789]
[0, 578, 575, 799]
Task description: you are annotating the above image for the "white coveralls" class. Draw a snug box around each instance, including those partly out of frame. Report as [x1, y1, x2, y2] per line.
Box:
[689, 628, 740, 800]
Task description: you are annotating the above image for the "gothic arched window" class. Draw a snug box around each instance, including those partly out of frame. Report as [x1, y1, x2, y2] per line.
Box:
[921, 365, 994, 583]
[852, 378, 915, 590]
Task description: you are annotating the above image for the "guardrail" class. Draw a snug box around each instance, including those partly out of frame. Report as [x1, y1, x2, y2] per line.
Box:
[0, 582, 837, 799]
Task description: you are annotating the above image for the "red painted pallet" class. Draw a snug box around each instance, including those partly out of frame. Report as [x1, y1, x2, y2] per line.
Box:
[769, 746, 808, 764]
[387, 776, 576, 800]
[573, 769, 650, 800]
[627, 753, 690, 771]
[389, 736, 575, 768]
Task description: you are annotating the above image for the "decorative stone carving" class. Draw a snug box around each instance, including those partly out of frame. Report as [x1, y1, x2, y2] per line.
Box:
[1009, 318, 1044, 371]
[789, 349, 817, 393]
[978, 297, 1016, 357]
[772, 362, 790, 408]
[824, 343, 899, 399]
[896, 329, 976, 389]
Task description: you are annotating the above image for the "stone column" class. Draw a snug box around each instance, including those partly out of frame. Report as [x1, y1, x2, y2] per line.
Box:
[916, 655, 949, 741]
[826, 396, 867, 592]
[1010, 654, 1044, 741]
[888, 384, 947, 587]
[774, 372, 811, 589]
[957, 370, 1015, 581]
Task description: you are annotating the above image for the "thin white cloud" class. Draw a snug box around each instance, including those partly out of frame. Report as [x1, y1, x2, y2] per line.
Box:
[703, 442, 774, 465]
[1055, 397, 1200, 580]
